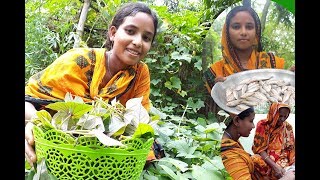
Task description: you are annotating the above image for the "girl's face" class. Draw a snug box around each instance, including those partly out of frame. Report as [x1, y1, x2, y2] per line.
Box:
[109, 12, 155, 66]
[228, 11, 256, 51]
[238, 112, 255, 137]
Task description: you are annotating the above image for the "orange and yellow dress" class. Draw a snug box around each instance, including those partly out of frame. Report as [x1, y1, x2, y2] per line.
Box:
[221, 138, 256, 180]
[25, 48, 151, 110]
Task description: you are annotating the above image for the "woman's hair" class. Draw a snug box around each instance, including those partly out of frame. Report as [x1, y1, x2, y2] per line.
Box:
[238, 107, 255, 120]
[225, 6, 262, 51]
[226, 107, 255, 128]
[105, 2, 159, 50]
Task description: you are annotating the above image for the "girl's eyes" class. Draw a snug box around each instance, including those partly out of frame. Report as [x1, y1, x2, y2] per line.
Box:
[125, 29, 135, 35]
[231, 24, 255, 30]
[245, 25, 254, 30]
[231, 24, 240, 29]
[143, 35, 152, 42]
[125, 28, 152, 42]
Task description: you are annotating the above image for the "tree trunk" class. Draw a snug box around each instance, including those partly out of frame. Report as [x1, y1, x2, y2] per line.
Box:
[73, 0, 91, 48]
[261, 0, 271, 32]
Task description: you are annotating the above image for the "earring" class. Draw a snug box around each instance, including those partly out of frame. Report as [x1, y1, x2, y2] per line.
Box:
[110, 40, 114, 50]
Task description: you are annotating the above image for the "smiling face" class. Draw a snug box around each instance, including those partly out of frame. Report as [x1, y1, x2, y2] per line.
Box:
[109, 12, 155, 66]
[228, 11, 256, 51]
[238, 111, 255, 137]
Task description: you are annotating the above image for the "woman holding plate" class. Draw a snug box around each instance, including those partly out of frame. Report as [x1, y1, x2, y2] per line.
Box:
[203, 5, 294, 115]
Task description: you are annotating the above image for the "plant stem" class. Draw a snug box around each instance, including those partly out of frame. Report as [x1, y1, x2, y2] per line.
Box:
[177, 104, 188, 136]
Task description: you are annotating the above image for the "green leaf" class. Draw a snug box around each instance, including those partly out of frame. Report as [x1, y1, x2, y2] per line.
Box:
[169, 76, 181, 90]
[151, 78, 162, 85]
[172, 37, 180, 45]
[158, 157, 189, 173]
[167, 140, 198, 158]
[204, 123, 222, 134]
[150, 106, 168, 120]
[197, 117, 207, 127]
[124, 97, 150, 126]
[92, 129, 123, 147]
[217, 110, 230, 119]
[159, 165, 178, 180]
[144, 57, 157, 63]
[132, 123, 154, 139]
[176, 171, 193, 180]
[171, 51, 192, 62]
[177, 90, 187, 97]
[32, 158, 57, 180]
[157, 126, 174, 143]
[194, 58, 202, 71]
[194, 125, 206, 132]
[46, 102, 93, 119]
[25, 159, 32, 170]
[25, 169, 35, 180]
[191, 165, 223, 180]
[187, 97, 204, 112]
[107, 114, 126, 137]
[33, 110, 54, 129]
[51, 111, 72, 130]
[202, 156, 226, 171]
[165, 76, 181, 90]
[77, 114, 104, 131]
[164, 81, 173, 90]
[140, 172, 159, 180]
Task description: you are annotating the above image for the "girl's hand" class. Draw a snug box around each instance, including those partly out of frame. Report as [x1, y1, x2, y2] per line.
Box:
[25, 122, 36, 166]
[274, 165, 285, 179]
[214, 76, 227, 83]
[280, 170, 295, 180]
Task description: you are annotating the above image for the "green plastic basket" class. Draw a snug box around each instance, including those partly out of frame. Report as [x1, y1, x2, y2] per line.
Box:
[33, 126, 153, 180]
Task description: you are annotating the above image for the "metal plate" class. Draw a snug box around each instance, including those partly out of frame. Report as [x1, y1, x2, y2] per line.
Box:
[211, 69, 295, 115]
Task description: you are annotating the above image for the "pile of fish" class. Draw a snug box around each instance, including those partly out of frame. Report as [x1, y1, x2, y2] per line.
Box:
[225, 76, 295, 112]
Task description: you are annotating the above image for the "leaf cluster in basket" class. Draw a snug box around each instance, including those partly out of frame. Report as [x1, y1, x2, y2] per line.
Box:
[31, 92, 158, 146]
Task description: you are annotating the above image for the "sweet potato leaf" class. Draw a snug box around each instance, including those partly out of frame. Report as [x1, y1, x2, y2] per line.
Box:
[132, 123, 154, 139]
[46, 102, 93, 119]
[91, 129, 124, 146]
[77, 114, 105, 131]
[32, 110, 54, 130]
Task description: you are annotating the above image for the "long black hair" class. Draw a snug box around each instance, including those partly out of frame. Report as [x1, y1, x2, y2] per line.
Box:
[238, 107, 255, 120]
[105, 2, 159, 50]
[225, 6, 262, 52]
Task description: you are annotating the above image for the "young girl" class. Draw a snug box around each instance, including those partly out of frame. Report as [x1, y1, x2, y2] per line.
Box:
[203, 6, 294, 115]
[204, 5, 287, 90]
[25, 1, 159, 166]
[220, 107, 256, 179]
